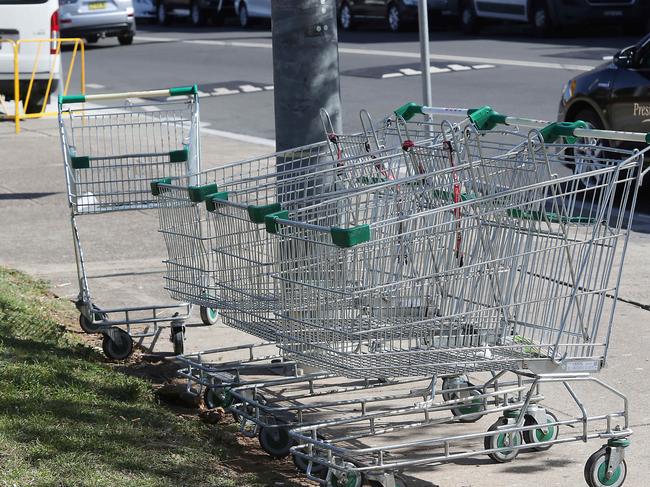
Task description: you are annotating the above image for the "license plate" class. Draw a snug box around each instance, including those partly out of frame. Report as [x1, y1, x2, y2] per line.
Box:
[88, 2, 106, 10]
[604, 10, 623, 16]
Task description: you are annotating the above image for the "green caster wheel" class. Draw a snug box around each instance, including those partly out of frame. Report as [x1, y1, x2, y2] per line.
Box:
[327, 463, 361, 487]
[484, 418, 522, 463]
[442, 377, 486, 423]
[200, 306, 219, 326]
[203, 386, 233, 410]
[584, 446, 628, 487]
[523, 410, 559, 451]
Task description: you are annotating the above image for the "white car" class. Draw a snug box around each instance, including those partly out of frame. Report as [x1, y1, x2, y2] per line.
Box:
[233, 0, 269, 28]
[0, 0, 60, 113]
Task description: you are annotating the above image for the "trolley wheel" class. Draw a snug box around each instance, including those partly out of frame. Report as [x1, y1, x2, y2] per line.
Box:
[172, 328, 184, 356]
[232, 391, 265, 423]
[199, 306, 219, 326]
[584, 447, 628, 487]
[79, 313, 101, 334]
[484, 418, 522, 463]
[523, 411, 559, 451]
[292, 451, 328, 479]
[258, 425, 295, 458]
[442, 377, 486, 423]
[203, 386, 233, 410]
[328, 463, 362, 487]
[101, 329, 133, 360]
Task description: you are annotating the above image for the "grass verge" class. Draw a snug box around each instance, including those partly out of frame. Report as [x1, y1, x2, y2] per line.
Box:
[0, 267, 265, 487]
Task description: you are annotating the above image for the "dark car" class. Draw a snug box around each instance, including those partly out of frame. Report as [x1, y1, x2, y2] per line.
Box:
[338, 0, 456, 32]
[156, 0, 235, 25]
[559, 34, 650, 137]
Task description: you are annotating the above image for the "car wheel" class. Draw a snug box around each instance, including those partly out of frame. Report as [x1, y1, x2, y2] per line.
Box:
[460, 1, 479, 35]
[157, 2, 171, 25]
[568, 108, 612, 189]
[531, 1, 552, 38]
[238, 1, 249, 28]
[190, 0, 206, 26]
[24, 84, 47, 114]
[118, 33, 134, 45]
[386, 3, 402, 32]
[339, 2, 354, 31]
[85, 34, 99, 44]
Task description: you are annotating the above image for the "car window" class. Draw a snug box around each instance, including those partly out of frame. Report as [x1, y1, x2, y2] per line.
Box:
[635, 34, 650, 69]
[637, 46, 650, 69]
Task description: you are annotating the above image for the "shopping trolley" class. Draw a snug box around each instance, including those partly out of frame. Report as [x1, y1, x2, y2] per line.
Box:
[191, 112, 571, 463]
[59, 86, 203, 359]
[159, 107, 474, 430]
[268, 118, 650, 486]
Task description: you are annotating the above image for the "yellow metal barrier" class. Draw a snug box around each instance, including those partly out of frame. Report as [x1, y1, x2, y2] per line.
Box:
[0, 38, 85, 134]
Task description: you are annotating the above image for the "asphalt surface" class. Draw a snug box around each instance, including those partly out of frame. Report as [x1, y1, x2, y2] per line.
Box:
[63, 21, 639, 142]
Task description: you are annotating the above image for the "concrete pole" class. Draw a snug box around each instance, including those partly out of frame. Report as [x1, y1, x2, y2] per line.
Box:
[418, 0, 432, 109]
[271, 0, 343, 151]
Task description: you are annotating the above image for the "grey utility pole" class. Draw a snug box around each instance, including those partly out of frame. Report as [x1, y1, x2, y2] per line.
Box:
[271, 0, 343, 151]
[418, 0, 432, 108]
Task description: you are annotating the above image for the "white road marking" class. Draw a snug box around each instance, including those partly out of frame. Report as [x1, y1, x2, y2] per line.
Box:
[400, 68, 421, 75]
[382, 72, 404, 78]
[448, 64, 471, 71]
[140, 35, 596, 71]
[212, 87, 240, 96]
[264, 85, 274, 90]
[182, 38, 592, 71]
[339, 46, 594, 71]
[135, 35, 178, 42]
[472, 64, 496, 69]
[429, 66, 451, 74]
[239, 84, 263, 93]
[85, 83, 105, 89]
[200, 126, 276, 147]
[128, 98, 160, 110]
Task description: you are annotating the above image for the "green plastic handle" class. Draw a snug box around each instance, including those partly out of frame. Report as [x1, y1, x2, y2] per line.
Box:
[58, 94, 86, 105]
[468, 106, 508, 131]
[394, 102, 424, 121]
[540, 121, 588, 143]
[169, 85, 198, 96]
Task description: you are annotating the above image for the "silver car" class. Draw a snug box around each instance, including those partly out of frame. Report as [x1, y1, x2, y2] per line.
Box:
[59, 0, 136, 46]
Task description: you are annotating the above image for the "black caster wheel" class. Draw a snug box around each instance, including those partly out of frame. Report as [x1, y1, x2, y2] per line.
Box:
[78, 305, 107, 333]
[101, 328, 133, 360]
[171, 327, 184, 356]
[523, 410, 559, 451]
[200, 306, 219, 326]
[258, 425, 295, 458]
[584, 446, 628, 487]
[484, 417, 522, 463]
[292, 451, 328, 479]
[79, 313, 101, 333]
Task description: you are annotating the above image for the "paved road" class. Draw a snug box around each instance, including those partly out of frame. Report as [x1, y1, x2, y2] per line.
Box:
[64, 23, 638, 143]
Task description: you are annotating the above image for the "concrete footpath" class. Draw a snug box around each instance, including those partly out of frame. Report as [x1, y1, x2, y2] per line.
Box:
[1, 117, 650, 487]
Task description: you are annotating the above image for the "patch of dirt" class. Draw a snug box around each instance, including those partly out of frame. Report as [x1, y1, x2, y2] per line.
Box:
[58, 299, 317, 486]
